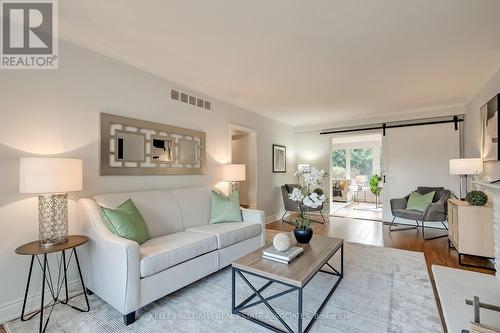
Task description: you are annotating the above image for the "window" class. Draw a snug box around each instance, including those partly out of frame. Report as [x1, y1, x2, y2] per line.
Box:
[332, 146, 380, 180]
[331, 149, 347, 179]
[349, 148, 373, 178]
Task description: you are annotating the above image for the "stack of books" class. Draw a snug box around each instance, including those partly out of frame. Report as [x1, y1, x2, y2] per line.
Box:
[262, 246, 303, 264]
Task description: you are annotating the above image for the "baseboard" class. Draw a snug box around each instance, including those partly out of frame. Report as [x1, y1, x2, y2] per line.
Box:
[266, 211, 292, 224]
[0, 279, 81, 325]
[265, 211, 330, 224]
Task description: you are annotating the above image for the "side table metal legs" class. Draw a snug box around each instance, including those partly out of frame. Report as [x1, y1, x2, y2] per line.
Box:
[20, 248, 90, 333]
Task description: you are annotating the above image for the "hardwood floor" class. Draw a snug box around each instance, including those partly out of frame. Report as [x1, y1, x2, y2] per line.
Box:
[267, 214, 495, 332]
[268, 214, 495, 274]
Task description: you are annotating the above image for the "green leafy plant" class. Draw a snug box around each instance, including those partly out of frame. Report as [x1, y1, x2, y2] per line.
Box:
[313, 188, 324, 196]
[292, 215, 313, 230]
[465, 191, 488, 206]
[369, 175, 382, 195]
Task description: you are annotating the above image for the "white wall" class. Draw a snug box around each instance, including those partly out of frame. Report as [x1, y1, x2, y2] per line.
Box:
[465, 66, 500, 179]
[0, 41, 296, 322]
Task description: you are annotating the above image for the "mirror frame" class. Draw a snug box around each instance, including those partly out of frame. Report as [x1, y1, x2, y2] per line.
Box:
[100, 113, 206, 175]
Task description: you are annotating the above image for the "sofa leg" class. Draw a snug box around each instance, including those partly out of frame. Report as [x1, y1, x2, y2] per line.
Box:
[85, 288, 93, 296]
[124, 312, 136, 325]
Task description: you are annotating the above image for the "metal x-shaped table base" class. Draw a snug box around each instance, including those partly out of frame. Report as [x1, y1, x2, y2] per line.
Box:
[232, 244, 343, 333]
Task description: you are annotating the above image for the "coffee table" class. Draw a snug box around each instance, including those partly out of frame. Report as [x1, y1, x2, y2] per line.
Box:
[232, 231, 344, 333]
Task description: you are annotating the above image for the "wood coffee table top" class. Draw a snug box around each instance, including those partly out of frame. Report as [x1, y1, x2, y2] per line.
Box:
[233, 230, 343, 287]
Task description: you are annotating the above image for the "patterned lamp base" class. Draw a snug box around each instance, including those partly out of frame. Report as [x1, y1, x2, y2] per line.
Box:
[38, 194, 68, 247]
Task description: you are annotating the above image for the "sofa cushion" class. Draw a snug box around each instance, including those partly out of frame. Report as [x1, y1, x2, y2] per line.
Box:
[407, 191, 435, 212]
[169, 187, 212, 229]
[94, 190, 183, 238]
[100, 199, 150, 245]
[393, 208, 424, 220]
[210, 191, 243, 224]
[186, 222, 261, 249]
[139, 231, 217, 278]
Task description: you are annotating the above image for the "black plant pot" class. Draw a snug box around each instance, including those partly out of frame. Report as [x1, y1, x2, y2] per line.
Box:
[294, 228, 313, 244]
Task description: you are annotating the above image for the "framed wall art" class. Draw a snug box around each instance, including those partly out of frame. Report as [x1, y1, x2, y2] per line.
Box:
[481, 94, 499, 161]
[272, 144, 286, 173]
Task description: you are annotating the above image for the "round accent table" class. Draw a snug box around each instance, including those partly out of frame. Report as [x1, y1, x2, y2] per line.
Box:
[15, 235, 90, 333]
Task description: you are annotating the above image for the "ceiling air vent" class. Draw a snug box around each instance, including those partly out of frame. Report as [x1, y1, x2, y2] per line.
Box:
[171, 89, 211, 110]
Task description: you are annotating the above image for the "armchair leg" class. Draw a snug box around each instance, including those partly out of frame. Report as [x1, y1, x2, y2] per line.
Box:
[281, 211, 294, 225]
[319, 210, 326, 224]
[421, 220, 448, 240]
[389, 217, 418, 232]
[281, 210, 287, 223]
[124, 312, 136, 325]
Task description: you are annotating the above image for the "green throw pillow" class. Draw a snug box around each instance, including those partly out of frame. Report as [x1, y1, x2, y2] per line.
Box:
[210, 191, 243, 224]
[100, 199, 150, 245]
[406, 191, 435, 212]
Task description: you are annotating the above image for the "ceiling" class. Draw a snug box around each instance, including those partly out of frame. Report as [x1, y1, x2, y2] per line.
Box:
[60, 0, 500, 128]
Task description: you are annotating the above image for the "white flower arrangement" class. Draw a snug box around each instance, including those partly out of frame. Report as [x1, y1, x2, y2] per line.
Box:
[288, 166, 327, 229]
[288, 187, 304, 202]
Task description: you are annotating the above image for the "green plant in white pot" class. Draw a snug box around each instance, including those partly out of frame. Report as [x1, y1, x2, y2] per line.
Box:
[369, 175, 382, 208]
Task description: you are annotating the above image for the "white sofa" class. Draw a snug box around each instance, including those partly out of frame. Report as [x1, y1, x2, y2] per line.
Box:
[78, 187, 265, 325]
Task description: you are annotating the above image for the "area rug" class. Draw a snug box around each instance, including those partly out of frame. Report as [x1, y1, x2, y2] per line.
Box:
[333, 202, 383, 222]
[432, 265, 500, 333]
[5, 242, 442, 333]
[353, 203, 383, 212]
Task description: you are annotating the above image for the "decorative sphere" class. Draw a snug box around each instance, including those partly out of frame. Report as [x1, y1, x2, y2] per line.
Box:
[273, 233, 290, 252]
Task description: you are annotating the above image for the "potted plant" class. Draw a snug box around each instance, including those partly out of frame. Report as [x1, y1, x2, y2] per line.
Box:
[288, 167, 327, 243]
[369, 175, 382, 208]
[465, 190, 488, 206]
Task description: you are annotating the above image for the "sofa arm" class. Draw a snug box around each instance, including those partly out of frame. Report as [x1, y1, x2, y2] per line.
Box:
[78, 198, 141, 315]
[241, 208, 266, 246]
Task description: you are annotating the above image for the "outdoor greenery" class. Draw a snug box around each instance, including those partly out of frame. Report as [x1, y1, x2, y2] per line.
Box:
[331, 148, 374, 179]
[350, 148, 373, 177]
[331, 149, 346, 178]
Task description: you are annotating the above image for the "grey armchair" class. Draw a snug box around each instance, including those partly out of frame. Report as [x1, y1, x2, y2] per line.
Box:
[281, 184, 326, 224]
[389, 186, 451, 240]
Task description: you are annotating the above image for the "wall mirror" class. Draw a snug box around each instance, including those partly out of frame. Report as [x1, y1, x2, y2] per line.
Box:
[115, 131, 146, 162]
[101, 113, 206, 175]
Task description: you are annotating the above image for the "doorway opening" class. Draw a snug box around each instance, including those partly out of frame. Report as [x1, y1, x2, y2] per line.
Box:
[229, 124, 258, 209]
[330, 133, 383, 221]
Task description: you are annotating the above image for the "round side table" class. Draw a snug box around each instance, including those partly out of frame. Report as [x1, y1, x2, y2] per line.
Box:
[15, 235, 90, 333]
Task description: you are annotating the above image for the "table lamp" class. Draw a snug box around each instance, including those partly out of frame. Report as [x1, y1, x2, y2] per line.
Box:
[20, 158, 83, 247]
[355, 175, 368, 190]
[221, 164, 246, 193]
[449, 158, 483, 199]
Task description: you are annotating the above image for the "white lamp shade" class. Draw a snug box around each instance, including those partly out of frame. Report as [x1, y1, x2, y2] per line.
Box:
[449, 158, 483, 175]
[221, 164, 246, 182]
[355, 175, 368, 184]
[20, 158, 83, 193]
